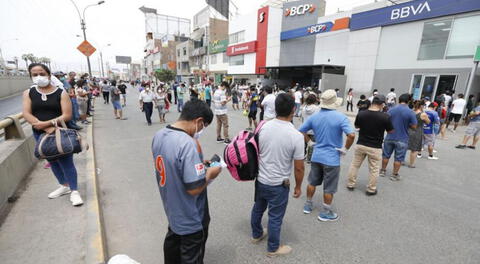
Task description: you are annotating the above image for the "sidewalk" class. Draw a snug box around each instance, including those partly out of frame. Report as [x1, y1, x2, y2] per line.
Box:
[0, 119, 105, 264]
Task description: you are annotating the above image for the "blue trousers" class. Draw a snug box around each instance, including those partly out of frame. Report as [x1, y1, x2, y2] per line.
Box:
[71, 98, 80, 122]
[33, 131, 78, 190]
[251, 181, 289, 252]
[178, 98, 184, 112]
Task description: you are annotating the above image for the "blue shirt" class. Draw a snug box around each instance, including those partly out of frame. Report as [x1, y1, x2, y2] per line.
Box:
[299, 109, 355, 166]
[205, 86, 212, 100]
[385, 104, 417, 142]
[151, 125, 209, 235]
[471, 106, 480, 122]
[250, 93, 258, 112]
[424, 110, 439, 134]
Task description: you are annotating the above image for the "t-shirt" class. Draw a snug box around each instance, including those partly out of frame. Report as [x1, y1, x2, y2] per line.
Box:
[261, 94, 276, 119]
[299, 109, 355, 166]
[204, 86, 212, 100]
[249, 93, 259, 112]
[357, 99, 370, 111]
[385, 104, 417, 142]
[387, 92, 396, 104]
[101, 84, 110, 92]
[213, 89, 228, 115]
[469, 106, 480, 122]
[444, 95, 452, 107]
[111, 86, 120, 101]
[138, 90, 155, 102]
[424, 110, 440, 134]
[451, 98, 466, 114]
[151, 126, 209, 235]
[294, 91, 302, 104]
[118, 84, 127, 94]
[258, 119, 304, 186]
[177, 86, 185, 100]
[355, 110, 394, 148]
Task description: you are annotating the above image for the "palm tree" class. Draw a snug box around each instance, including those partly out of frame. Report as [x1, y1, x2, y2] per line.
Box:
[21, 54, 29, 69]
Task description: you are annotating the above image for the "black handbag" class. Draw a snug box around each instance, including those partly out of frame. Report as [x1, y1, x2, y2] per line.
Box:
[34, 120, 87, 160]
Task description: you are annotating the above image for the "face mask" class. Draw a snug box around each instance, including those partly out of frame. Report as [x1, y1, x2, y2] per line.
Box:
[146, 88, 150, 91]
[33, 76, 50, 87]
[60, 77, 66, 81]
[194, 121, 204, 139]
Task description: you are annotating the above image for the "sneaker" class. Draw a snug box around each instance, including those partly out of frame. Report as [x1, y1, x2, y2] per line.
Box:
[389, 174, 401, 181]
[303, 201, 313, 214]
[455, 145, 467, 149]
[366, 190, 377, 196]
[417, 154, 422, 158]
[427, 156, 439, 160]
[224, 139, 232, 144]
[467, 146, 476, 150]
[48, 185, 71, 199]
[379, 169, 386, 177]
[433, 149, 438, 153]
[318, 210, 339, 222]
[43, 162, 51, 169]
[251, 228, 267, 244]
[346, 186, 355, 191]
[267, 245, 292, 257]
[70, 191, 83, 206]
[216, 137, 225, 143]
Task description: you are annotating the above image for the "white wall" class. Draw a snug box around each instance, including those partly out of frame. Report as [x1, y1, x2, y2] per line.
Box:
[229, 53, 256, 74]
[345, 27, 382, 93]
[266, 7, 283, 68]
[209, 52, 228, 72]
[313, 31, 349, 66]
[375, 18, 473, 70]
[228, 11, 258, 75]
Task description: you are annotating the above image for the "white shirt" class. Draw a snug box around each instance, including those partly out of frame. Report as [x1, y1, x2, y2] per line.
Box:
[261, 94, 276, 120]
[258, 119, 304, 186]
[213, 89, 228, 115]
[294, 91, 302, 104]
[444, 95, 452, 106]
[138, 90, 155, 103]
[451, 98, 466, 114]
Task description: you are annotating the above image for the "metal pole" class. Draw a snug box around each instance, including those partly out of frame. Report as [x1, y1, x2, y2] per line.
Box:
[100, 51, 105, 77]
[81, 19, 92, 76]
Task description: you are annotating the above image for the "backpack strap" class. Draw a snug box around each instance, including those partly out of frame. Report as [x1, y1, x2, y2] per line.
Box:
[253, 120, 266, 135]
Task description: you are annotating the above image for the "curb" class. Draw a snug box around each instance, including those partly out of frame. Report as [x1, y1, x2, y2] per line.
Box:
[85, 117, 108, 264]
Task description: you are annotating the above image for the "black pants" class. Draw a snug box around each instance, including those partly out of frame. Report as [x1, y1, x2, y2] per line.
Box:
[206, 99, 211, 107]
[143, 102, 153, 124]
[174, 90, 178, 104]
[103, 92, 110, 103]
[164, 227, 209, 264]
[346, 101, 353, 112]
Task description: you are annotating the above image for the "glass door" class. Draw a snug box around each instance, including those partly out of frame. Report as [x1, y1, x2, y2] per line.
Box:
[420, 76, 438, 100]
[411, 75, 423, 100]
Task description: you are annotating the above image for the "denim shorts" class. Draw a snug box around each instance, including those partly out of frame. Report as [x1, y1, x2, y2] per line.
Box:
[308, 162, 340, 194]
[112, 100, 122, 110]
[382, 139, 408, 162]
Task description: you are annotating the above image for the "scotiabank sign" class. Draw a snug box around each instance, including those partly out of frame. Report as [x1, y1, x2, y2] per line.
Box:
[284, 4, 316, 17]
[226, 41, 257, 56]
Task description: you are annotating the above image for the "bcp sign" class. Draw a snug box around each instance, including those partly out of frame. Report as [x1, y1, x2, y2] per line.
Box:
[284, 4, 316, 17]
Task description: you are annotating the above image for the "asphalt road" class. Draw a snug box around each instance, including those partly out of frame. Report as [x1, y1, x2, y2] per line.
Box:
[94, 90, 480, 264]
[0, 93, 23, 119]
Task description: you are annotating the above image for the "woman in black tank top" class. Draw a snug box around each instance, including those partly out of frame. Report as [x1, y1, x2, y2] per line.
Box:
[22, 63, 83, 206]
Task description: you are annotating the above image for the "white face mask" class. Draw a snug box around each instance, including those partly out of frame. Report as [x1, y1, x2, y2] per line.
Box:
[194, 121, 204, 139]
[33, 76, 50, 87]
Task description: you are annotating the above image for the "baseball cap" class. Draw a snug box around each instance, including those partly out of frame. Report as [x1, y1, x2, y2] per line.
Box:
[372, 94, 386, 104]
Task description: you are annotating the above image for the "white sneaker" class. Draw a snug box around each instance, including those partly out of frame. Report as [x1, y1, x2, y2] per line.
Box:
[48, 185, 71, 199]
[70, 191, 84, 206]
[428, 156, 439, 160]
[433, 149, 438, 153]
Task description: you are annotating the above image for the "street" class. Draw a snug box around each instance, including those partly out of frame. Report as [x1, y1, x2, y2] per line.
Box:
[0, 94, 23, 119]
[93, 90, 480, 264]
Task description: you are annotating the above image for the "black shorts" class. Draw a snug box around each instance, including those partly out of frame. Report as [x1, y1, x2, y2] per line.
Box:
[248, 110, 257, 119]
[448, 113, 462, 123]
[164, 226, 208, 264]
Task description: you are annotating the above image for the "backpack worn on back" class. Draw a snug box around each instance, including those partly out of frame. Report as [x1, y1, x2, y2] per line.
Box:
[224, 121, 266, 181]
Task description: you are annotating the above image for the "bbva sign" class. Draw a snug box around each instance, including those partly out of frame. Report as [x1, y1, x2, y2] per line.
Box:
[391, 1, 431, 20]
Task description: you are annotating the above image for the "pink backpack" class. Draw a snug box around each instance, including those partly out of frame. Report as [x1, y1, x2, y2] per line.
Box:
[224, 121, 266, 181]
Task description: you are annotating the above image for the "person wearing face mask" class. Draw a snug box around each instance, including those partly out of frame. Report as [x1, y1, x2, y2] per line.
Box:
[155, 85, 170, 124]
[22, 63, 83, 206]
[139, 85, 155, 126]
[151, 99, 221, 263]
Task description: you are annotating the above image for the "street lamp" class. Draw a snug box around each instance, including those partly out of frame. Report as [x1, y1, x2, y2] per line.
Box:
[69, 0, 105, 76]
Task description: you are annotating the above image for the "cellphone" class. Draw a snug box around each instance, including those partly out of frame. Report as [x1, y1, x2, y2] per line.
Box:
[210, 154, 221, 163]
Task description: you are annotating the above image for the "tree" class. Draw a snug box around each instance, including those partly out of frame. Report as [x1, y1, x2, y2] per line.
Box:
[154, 68, 176, 83]
[21, 54, 29, 69]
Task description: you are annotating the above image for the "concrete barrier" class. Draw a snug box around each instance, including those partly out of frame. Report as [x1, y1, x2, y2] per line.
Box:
[0, 76, 31, 99]
[0, 130, 37, 213]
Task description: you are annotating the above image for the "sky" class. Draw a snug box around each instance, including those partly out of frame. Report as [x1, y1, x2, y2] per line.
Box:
[0, 0, 376, 73]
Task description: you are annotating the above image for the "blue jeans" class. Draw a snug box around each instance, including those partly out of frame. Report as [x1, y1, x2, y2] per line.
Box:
[33, 131, 78, 190]
[251, 181, 289, 252]
[178, 98, 184, 112]
[71, 98, 79, 122]
[295, 103, 301, 116]
[382, 139, 408, 162]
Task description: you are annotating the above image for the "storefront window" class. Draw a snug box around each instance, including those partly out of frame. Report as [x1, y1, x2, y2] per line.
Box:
[418, 19, 452, 60]
[210, 54, 217, 64]
[446, 15, 480, 59]
[229, 55, 244, 66]
[229, 31, 245, 45]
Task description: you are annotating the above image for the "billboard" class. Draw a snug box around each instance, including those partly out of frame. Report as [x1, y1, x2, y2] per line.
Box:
[209, 39, 228, 54]
[115, 56, 132, 64]
[206, 0, 229, 19]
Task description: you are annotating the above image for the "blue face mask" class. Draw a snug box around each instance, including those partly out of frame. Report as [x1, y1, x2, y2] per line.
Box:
[60, 77, 66, 81]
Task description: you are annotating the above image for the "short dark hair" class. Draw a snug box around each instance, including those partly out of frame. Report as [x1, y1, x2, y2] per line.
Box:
[250, 86, 256, 91]
[221, 81, 229, 88]
[305, 93, 317, 105]
[180, 83, 185, 87]
[360, 94, 366, 100]
[28, 63, 51, 77]
[458, 94, 464, 98]
[390, 88, 395, 92]
[399, 93, 410, 103]
[264, 86, 273, 94]
[179, 99, 213, 125]
[111, 80, 117, 86]
[275, 93, 295, 117]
